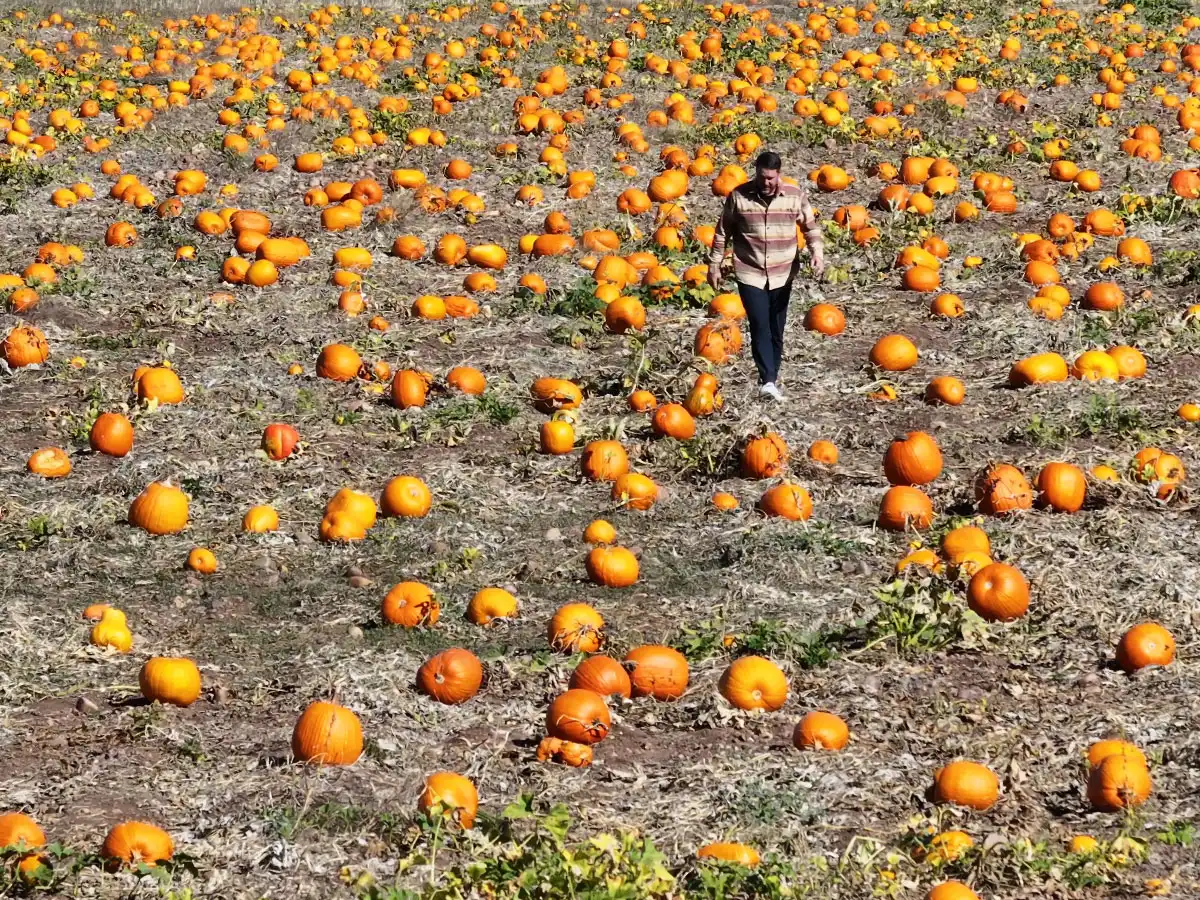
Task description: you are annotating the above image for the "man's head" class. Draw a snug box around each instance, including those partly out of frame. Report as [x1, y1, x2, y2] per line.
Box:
[754, 151, 783, 196]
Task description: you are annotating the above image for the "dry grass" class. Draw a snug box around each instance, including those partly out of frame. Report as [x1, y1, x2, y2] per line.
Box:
[1, 0, 1199, 897]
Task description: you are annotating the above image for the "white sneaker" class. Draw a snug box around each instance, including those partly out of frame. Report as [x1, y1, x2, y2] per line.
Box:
[759, 382, 785, 402]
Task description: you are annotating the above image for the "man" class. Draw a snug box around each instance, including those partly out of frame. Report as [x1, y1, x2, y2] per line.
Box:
[707, 150, 825, 402]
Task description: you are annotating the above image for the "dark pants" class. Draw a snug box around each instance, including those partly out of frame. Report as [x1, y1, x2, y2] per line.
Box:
[737, 281, 791, 384]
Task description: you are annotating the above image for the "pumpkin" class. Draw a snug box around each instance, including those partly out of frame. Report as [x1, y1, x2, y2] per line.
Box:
[548, 602, 605, 652]
[382, 581, 440, 627]
[536, 737, 594, 767]
[392, 369, 431, 409]
[101, 822, 174, 868]
[1087, 753, 1151, 811]
[794, 710, 849, 750]
[586, 546, 639, 587]
[1108, 346, 1146, 380]
[583, 519, 617, 545]
[419, 772, 478, 828]
[317, 343, 363, 381]
[1131, 447, 1185, 498]
[139, 657, 202, 706]
[758, 483, 813, 520]
[624, 645, 689, 700]
[581, 440, 629, 481]
[651, 403, 695, 440]
[1009, 352, 1068, 386]
[381, 475, 432, 518]
[612, 472, 659, 510]
[742, 433, 788, 478]
[1036, 462, 1086, 512]
[926, 883, 980, 900]
[0, 811, 45, 874]
[941, 526, 990, 561]
[570, 655, 632, 699]
[694, 319, 743, 364]
[869, 334, 918, 370]
[324, 488, 377, 530]
[27, 447, 71, 478]
[261, 423, 299, 461]
[547, 689, 611, 744]
[129, 482, 189, 534]
[877, 485, 934, 530]
[531, 377, 583, 413]
[292, 701, 363, 765]
[1115, 622, 1175, 673]
[967, 563, 1030, 621]
[186, 548, 217, 574]
[803, 302, 846, 335]
[718, 656, 789, 711]
[241, 505, 279, 534]
[925, 376, 965, 406]
[447, 366, 486, 395]
[466, 588, 518, 626]
[1083, 281, 1125, 311]
[970, 463, 1033, 516]
[90, 413, 134, 457]
[883, 431, 942, 486]
[90, 608, 132, 652]
[605, 297, 646, 334]
[417, 648, 484, 704]
[808, 440, 838, 465]
[135, 367, 184, 404]
[933, 760, 999, 810]
[697, 843, 760, 866]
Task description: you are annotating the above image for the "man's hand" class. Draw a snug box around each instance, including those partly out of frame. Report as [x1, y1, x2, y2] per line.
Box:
[707, 262, 723, 290]
[811, 250, 826, 279]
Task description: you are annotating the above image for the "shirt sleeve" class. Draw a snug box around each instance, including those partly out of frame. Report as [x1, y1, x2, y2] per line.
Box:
[708, 194, 734, 267]
[797, 191, 824, 254]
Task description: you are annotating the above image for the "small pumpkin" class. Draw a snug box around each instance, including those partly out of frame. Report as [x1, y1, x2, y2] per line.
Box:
[27, 447, 71, 478]
[392, 369, 432, 409]
[90, 413, 135, 457]
[292, 701, 363, 765]
[586, 546, 639, 587]
[139, 657, 202, 707]
[742, 433, 788, 478]
[2, 325, 50, 368]
[583, 519, 617, 545]
[718, 656, 789, 711]
[581, 440, 629, 482]
[548, 603, 605, 652]
[967, 562, 1030, 621]
[128, 482, 189, 535]
[101, 822, 174, 868]
[624, 645, 689, 701]
[883, 431, 943, 486]
[1036, 462, 1086, 512]
[242, 505, 279, 533]
[381, 475, 432, 518]
[382, 581, 440, 627]
[419, 772, 478, 828]
[135, 367, 184, 404]
[933, 760, 999, 810]
[466, 587, 518, 626]
[697, 843, 760, 866]
[316, 344, 363, 381]
[758, 483, 813, 520]
[546, 688, 611, 744]
[569, 655, 632, 698]
[869, 334, 918, 370]
[90, 608, 133, 653]
[612, 472, 659, 510]
[794, 710, 849, 750]
[877, 485, 934, 530]
[536, 736, 593, 767]
[261, 423, 299, 461]
[417, 648, 484, 704]
[531, 377, 583, 413]
[975, 463, 1033, 516]
[1115, 622, 1175, 673]
[926, 883, 980, 900]
[651, 403, 696, 440]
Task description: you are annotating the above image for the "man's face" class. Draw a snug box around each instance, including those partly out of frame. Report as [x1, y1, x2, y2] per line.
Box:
[755, 167, 782, 197]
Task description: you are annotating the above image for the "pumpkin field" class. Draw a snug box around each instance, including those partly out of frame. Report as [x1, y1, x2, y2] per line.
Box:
[2, 0, 1200, 896]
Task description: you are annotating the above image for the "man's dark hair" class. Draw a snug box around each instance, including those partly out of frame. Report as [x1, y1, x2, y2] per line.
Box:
[755, 150, 782, 171]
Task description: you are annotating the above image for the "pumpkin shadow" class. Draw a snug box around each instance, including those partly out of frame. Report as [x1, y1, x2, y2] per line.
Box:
[112, 696, 152, 709]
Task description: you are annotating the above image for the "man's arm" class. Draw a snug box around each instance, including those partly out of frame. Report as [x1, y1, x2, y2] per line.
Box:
[797, 191, 825, 276]
[707, 195, 733, 288]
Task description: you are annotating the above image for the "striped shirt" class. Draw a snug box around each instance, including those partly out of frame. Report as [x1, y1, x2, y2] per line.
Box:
[708, 182, 824, 290]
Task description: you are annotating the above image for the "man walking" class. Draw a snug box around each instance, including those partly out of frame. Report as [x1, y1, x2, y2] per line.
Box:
[707, 151, 825, 402]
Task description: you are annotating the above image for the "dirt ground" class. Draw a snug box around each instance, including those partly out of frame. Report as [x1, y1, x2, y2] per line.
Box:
[1, 0, 1199, 897]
